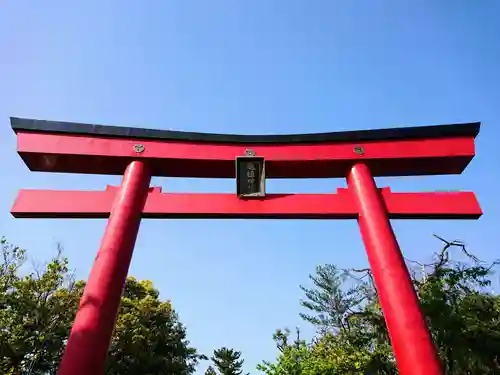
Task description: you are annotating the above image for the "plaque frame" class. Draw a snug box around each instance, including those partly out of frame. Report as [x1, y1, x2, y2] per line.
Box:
[235, 155, 266, 198]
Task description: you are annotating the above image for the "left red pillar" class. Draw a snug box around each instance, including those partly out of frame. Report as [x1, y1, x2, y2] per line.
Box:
[58, 160, 151, 375]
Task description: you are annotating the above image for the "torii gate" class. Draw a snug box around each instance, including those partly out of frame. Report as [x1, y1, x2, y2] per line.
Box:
[10, 117, 481, 375]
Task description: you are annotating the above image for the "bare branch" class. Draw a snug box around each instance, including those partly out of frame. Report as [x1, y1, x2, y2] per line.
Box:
[433, 233, 480, 263]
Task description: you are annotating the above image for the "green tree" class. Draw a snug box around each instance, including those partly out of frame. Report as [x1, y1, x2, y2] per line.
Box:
[0, 239, 83, 375]
[106, 277, 201, 375]
[257, 328, 378, 375]
[0, 237, 203, 375]
[211, 347, 246, 375]
[259, 236, 500, 374]
[105, 277, 203, 375]
[257, 328, 310, 375]
[415, 237, 500, 374]
[299, 264, 365, 334]
[205, 365, 218, 375]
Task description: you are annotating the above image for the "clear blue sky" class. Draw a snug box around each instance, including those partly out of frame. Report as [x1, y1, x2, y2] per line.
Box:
[1, 1, 499, 373]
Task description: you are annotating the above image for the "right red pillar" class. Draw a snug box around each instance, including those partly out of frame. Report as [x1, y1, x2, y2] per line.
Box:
[347, 163, 442, 375]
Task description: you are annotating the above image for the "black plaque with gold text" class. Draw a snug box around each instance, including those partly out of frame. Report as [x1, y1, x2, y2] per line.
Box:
[236, 153, 265, 198]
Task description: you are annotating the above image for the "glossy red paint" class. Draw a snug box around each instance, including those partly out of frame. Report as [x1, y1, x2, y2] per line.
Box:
[16, 131, 475, 177]
[57, 161, 151, 375]
[348, 163, 443, 375]
[12, 187, 482, 219]
[11, 119, 482, 375]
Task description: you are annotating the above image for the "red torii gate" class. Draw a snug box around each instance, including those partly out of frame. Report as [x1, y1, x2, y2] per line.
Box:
[10, 117, 481, 375]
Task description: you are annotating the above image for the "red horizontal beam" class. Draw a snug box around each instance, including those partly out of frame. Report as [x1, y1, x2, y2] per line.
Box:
[11, 187, 482, 220]
[16, 132, 475, 178]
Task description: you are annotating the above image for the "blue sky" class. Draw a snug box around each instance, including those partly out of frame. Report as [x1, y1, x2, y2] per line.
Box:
[1, 1, 500, 373]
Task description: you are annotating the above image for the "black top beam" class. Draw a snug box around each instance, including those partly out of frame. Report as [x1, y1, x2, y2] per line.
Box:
[10, 117, 481, 145]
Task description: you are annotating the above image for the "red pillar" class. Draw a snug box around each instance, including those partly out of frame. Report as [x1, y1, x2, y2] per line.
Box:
[58, 161, 151, 375]
[347, 163, 442, 375]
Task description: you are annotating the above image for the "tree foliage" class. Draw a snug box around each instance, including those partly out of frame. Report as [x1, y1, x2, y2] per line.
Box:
[210, 347, 246, 375]
[106, 277, 203, 375]
[2, 234, 499, 375]
[260, 236, 500, 374]
[0, 237, 203, 375]
[0, 239, 82, 375]
[257, 328, 383, 375]
[299, 264, 366, 334]
[205, 365, 218, 375]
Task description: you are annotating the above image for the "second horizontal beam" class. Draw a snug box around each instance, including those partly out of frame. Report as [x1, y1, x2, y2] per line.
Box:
[11, 188, 482, 220]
